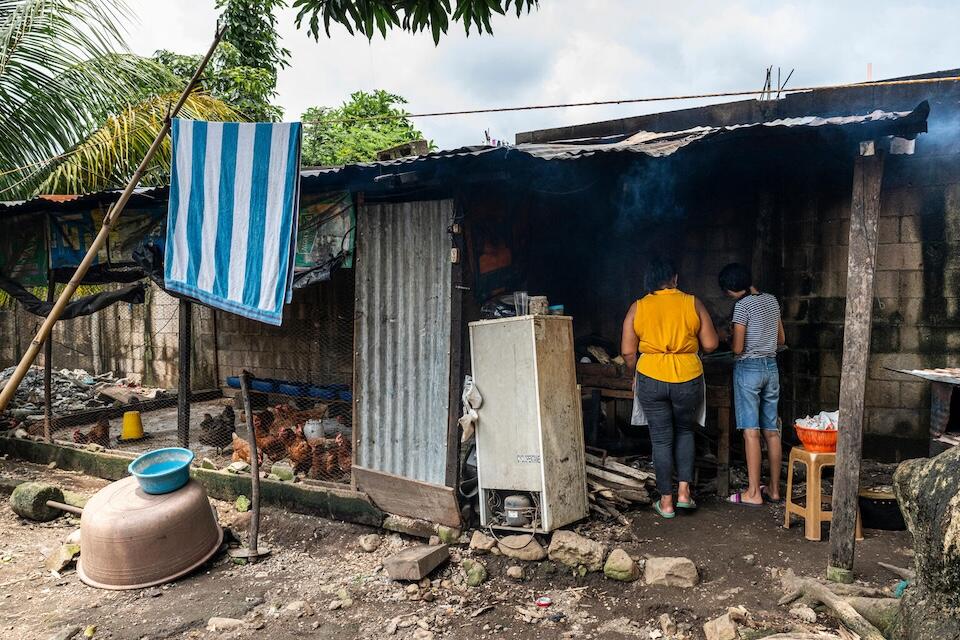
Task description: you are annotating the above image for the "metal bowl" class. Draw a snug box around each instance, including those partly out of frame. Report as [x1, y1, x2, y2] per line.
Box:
[77, 476, 223, 590]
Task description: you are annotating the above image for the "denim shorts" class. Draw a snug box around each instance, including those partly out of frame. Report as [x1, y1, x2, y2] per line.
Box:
[733, 357, 780, 431]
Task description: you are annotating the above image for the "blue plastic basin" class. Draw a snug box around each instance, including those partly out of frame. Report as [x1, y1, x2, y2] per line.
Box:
[250, 379, 276, 393]
[226, 376, 240, 389]
[128, 448, 194, 495]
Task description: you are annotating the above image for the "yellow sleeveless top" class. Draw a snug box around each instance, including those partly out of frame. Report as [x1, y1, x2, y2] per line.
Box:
[633, 288, 703, 383]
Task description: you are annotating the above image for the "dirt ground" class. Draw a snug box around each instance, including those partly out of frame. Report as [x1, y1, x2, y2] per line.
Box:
[0, 458, 913, 640]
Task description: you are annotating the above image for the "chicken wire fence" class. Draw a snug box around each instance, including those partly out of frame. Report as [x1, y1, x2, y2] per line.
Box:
[0, 273, 356, 485]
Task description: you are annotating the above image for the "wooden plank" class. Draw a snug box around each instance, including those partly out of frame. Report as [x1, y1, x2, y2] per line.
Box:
[585, 453, 654, 481]
[828, 150, 885, 583]
[383, 544, 450, 581]
[586, 465, 646, 488]
[444, 223, 464, 489]
[353, 466, 462, 528]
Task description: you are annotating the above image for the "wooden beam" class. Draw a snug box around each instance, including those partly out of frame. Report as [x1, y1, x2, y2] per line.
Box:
[177, 300, 192, 448]
[828, 150, 885, 583]
[353, 465, 462, 528]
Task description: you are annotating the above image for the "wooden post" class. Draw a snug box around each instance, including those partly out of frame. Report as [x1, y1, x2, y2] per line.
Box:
[239, 371, 260, 554]
[827, 149, 885, 583]
[43, 271, 54, 443]
[0, 25, 225, 413]
[177, 300, 192, 448]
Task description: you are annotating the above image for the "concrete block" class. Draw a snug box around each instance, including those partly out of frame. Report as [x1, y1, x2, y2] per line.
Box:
[878, 216, 900, 244]
[899, 326, 921, 352]
[864, 380, 901, 408]
[818, 377, 840, 407]
[383, 545, 449, 581]
[900, 270, 926, 297]
[900, 216, 923, 244]
[873, 271, 900, 299]
[876, 243, 923, 271]
[900, 381, 928, 408]
[866, 408, 922, 438]
[868, 353, 925, 381]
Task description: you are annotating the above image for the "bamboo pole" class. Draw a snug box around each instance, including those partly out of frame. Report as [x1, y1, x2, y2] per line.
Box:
[0, 24, 226, 413]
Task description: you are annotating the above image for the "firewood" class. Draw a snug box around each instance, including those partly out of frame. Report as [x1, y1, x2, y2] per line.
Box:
[877, 561, 915, 580]
[781, 574, 887, 640]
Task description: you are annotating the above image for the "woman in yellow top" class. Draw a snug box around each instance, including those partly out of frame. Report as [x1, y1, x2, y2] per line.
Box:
[620, 258, 719, 518]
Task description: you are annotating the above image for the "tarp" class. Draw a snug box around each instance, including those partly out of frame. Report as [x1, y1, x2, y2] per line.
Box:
[0, 273, 145, 319]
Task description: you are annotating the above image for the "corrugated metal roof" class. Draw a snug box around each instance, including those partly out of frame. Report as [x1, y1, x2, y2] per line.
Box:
[354, 199, 455, 485]
[894, 368, 960, 385]
[303, 101, 929, 179]
[0, 186, 167, 216]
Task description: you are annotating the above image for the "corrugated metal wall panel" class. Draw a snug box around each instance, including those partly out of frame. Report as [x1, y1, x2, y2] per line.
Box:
[355, 200, 453, 485]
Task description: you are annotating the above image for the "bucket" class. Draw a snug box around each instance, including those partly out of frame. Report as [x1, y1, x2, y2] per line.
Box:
[121, 411, 145, 441]
[128, 448, 194, 495]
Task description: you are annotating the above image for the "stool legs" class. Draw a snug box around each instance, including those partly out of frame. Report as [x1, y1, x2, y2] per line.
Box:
[784, 452, 795, 530]
[806, 456, 823, 541]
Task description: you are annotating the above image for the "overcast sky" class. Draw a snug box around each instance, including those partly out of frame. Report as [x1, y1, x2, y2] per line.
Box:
[125, 1, 960, 149]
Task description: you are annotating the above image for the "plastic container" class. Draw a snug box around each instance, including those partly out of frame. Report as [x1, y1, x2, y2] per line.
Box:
[250, 379, 276, 393]
[794, 425, 838, 453]
[128, 448, 195, 494]
[226, 376, 240, 389]
[338, 390, 353, 402]
[120, 411, 144, 441]
[309, 386, 337, 401]
[277, 383, 306, 397]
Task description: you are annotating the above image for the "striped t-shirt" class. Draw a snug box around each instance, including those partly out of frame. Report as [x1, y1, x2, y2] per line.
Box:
[732, 292, 780, 359]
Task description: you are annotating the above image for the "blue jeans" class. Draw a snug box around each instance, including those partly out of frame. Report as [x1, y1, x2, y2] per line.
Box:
[635, 373, 703, 496]
[733, 357, 780, 431]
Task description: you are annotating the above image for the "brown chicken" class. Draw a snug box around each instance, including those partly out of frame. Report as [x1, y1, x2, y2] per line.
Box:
[270, 404, 299, 433]
[73, 417, 111, 448]
[308, 443, 326, 480]
[231, 432, 262, 465]
[279, 426, 312, 475]
[335, 432, 352, 474]
[254, 412, 287, 463]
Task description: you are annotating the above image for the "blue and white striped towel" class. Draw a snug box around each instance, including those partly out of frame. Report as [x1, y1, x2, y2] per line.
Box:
[164, 119, 302, 326]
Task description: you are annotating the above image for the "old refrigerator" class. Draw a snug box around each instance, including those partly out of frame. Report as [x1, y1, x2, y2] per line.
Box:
[469, 315, 589, 533]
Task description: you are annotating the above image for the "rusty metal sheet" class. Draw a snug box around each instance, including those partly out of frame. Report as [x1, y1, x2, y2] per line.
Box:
[354, 199, 454, 486]
[893, 368, 960, 385]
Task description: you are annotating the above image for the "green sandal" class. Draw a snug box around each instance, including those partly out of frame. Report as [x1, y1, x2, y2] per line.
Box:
[653, 499, 676, 519]
[676, 499, 698, 510]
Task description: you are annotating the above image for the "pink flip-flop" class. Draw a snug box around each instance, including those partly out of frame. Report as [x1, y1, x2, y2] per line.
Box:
[728, 492, 763, 507]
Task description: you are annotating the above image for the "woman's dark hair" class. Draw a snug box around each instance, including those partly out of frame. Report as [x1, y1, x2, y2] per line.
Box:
[719, 263, 752, 292]
[644, 258, 677, 292]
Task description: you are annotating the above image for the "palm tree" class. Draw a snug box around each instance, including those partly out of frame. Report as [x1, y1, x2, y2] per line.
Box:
[0, 0, 238, 199]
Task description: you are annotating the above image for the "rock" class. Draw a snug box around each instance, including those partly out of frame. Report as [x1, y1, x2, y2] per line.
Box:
[200, 457, 217, 470]
[385, 618, 400, 635]
[226, 461, 249, 474]
[82, 626, 95, 639]
[702, 613, 738, 640]
[436, 525, 461, 544]
[65, 529, 81, 546]
[327, 600, 343, 611]
[603, 548, 640, 582]
[507, 565, 524, 580]
[658, 613, 677, 636]
[45, 543, 81, 573]
[235, 495, 251, 512]
[412, 630, 434, 640]
[10, 482, 65, 522]
[461, 558, 488, 587]
[891, 445, 960, 640]
[742, 553, 756, 566]
[47, 625, 81, 640]
[790, 605, 818, 624]
[285, 600, 314, 617]
[206, 617, 243, 631]
[405, 584, 420, 595]
[84, 443, 104, 453]
[382, 514, 436, 539]
[469, 531, 496, 552]
[547, 530, 606, 572]
[497, 535, 547, 562]
[271, 462, 295, 482]
[644, 557, 699, 588]
[358, 533, 381, 553]
[428, 535, 441, 546]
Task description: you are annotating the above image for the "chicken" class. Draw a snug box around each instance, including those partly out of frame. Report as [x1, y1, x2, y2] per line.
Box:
[199, 405, 235, 451]
[279, 426, 312, 475]
[308, 443, 326, 480]
[74, 417, 111, 448]
[231, 432, 262, 465]
[270, 404, 299, 433]
[254, 412, 287, 463]
[335, 432, 352, 474]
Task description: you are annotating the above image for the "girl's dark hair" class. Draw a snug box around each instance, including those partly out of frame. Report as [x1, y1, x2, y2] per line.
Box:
[644, 258, 677, 292]
[719, 263, 752, 292]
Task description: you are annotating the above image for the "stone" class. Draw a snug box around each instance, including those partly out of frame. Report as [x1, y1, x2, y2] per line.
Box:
[235, 495, 251, 512]
[644, 557, 699, 588]
[271, 462, 295, 482]
[65, 529, 81, 546]
[506, 565, 524, 580]
[604, 548, 640, 582]
[742, 553, 756, 566]
[206, 617, 243, 631]
[284, 600, 313, 617]
[200, 458, 217, 470]
[10, 482, 65, 522]
[461, 559, 488, 587]
[428, 535, 441, 546]
[82, 626, 95, 639]
[890, 445, 960, 640]
[658, 613, 677, 636]
[702, 613, 738, 640]
[412, 630, 434, 640]
[547, 530, 606, 572]
[436, 525, 461, 544]
[790, 605, 817, 624]
[469, 531, 496, 552]
[45, 543, 81, 573]
[497, 535, 547, 562]
[226, 461, 249, 474]
[327, 600, 343, 611]
[358, 533, 381, 553]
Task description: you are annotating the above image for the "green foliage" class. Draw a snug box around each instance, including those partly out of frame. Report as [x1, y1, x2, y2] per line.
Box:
[292, 0, 538, 44]
[301, 90, 429, 166]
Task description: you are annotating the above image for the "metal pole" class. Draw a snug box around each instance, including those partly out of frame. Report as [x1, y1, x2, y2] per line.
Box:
[43, 213, 54, 442]
[0, 24, 226, 413]
[177, 300, 192, 448]
[239, 370, 260, 554]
